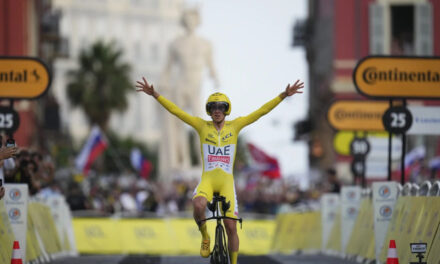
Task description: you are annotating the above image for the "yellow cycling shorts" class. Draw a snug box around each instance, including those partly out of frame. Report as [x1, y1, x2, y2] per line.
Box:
[192, 172, 238, 218]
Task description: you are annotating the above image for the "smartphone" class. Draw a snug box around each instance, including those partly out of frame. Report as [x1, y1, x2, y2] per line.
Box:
[0, 179, 3, 187]
[5, 138, 15, 148]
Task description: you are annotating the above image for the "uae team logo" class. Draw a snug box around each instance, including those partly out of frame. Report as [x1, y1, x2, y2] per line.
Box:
[379, 186, 391, 198]
[9, 188, 22, 201]
[8, 208, 21, 221]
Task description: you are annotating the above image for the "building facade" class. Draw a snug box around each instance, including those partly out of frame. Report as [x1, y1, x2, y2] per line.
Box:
[51, 0, 184, 146]
[300, 0, 439, 183]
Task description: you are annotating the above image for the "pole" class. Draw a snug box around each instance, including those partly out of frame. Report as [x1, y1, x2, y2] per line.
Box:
[400, 99, 407, 185]
[387, 99, 392, 181]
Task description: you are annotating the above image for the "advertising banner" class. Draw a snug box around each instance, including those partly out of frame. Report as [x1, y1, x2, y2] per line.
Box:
[320, 194, 340, 250]
[340, 186, 362, 254]
[407, 106, 440, 135]
[4, 184, 29, 262]
[327, 100, 388, 131]
[372, 182, 398, 262]
[353, 56, 440, 99]
[0, 57, 51, 99]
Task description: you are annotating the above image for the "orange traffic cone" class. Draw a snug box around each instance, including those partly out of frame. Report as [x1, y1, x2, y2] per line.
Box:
[11, 241, 23, 264]
[386, 239, 399, 264]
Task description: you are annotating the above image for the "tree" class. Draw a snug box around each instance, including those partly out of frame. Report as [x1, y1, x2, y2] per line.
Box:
[67, 41, 132, 131]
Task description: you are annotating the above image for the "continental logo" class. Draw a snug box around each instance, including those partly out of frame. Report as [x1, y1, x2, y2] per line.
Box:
[362, 67, 440, 85]
[334, 109, 382, 121]
[354, 56, 440, 99]
[0, 57, 51, 99]
[328, 100, 388, 131]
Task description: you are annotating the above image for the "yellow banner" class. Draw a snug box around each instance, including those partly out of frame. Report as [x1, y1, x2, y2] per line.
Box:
[327, 100, 388, 131]
[354, 56, 440, 99]
[0, 201, 15, 264]
[73, 218, 121, 254]
[0, 57, 51, 99]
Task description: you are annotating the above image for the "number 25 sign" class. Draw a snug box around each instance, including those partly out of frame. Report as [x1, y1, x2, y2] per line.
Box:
[0, 107, 20, 133]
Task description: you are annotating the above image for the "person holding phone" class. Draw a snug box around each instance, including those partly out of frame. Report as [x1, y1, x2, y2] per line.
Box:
[0, 137, 18, 200]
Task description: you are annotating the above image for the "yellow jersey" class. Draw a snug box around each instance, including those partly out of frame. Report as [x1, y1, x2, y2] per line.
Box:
[157, 94, 283, 217]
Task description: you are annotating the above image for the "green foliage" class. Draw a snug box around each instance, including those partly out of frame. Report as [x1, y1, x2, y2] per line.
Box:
[101, 132, 158, 180]
[66, 41, 133, 130]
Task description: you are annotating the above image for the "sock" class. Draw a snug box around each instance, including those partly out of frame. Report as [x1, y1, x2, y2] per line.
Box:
[229, 251, 238, 264]
[199, 222, 209, 240]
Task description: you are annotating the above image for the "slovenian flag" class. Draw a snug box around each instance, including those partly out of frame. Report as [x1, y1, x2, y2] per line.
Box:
[130, 148, 152, 180]
[247, 143, 281, 179]
[75, 126, 108, 175]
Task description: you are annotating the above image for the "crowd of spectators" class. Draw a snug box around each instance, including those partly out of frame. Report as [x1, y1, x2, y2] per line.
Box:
[61, 172, 328, 217]
[0, 143, 58, 201]
[3, 141, 436, 218]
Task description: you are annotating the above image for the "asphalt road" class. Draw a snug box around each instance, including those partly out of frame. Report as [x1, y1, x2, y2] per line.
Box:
[49, 254, 360, 264]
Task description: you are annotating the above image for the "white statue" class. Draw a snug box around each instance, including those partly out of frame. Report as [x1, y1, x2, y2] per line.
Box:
[159, 8, 219, 180]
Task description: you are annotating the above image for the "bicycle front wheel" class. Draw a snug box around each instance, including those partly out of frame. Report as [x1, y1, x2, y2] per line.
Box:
[211, 224, 229, 264]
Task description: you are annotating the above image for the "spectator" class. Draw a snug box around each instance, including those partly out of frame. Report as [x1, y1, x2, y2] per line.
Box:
[66, 183, 89, 211]
[326, 168, 341, 193]
[0, 146, 19, 200]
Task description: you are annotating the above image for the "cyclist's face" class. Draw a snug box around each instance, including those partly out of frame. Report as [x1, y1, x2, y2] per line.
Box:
[211, 108, 225, 123]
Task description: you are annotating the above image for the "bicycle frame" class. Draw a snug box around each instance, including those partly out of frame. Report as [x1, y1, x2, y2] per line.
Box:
[198, 193, 243, 264]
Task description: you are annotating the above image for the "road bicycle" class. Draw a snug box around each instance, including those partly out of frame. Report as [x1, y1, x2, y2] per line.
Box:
[199, 192, 243, 264]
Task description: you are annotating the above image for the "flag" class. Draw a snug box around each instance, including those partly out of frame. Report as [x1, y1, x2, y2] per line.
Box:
[130, 148, 152, 180]
[247, 143, 281, 179]
[429, 157, 440, 170]
[75, 126, 108, 175]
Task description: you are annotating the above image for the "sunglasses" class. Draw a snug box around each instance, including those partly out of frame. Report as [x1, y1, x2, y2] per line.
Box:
[207, 102, 229, 113]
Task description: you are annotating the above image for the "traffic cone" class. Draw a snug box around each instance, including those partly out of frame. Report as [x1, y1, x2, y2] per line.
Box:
[386, 239, 399, 264]
[11, 241, 23, 264]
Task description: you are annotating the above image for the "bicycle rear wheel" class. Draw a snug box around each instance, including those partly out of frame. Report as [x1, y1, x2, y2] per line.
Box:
[210, 224, 229, 264]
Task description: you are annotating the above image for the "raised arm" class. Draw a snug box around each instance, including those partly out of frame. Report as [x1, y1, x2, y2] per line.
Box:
[136, 77, 202, 129]
[234, 80, 304, 131]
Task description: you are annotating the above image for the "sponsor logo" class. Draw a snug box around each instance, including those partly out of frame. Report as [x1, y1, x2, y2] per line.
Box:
[335, 109, 382, 121]
[205, 138, 216, 145]
[379, 205, 392, 218]
[222, 132, 232, 141]
[346, 191, 357, 200]
[362, 67, 440, 85]
[9, 189, 22, 201]
[208, 133, 215, 139]
[84, 226, 105, 237]
[208, 155, 230, 163]
[207, 145, 231, 156]
[378, 186, 391, 198]
[8, 208, 21, 220]
[347, 207, 357, 216]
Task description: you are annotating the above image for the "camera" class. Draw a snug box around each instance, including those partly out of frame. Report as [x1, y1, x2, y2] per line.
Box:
[5, 138, 15, 148]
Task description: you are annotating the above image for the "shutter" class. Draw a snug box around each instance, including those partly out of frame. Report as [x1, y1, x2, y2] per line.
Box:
[414, 3, 433, 56]
[369, 3, 385, 55]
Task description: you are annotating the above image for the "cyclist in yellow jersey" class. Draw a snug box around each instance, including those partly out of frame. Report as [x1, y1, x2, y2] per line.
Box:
[136, 77, 304, 264]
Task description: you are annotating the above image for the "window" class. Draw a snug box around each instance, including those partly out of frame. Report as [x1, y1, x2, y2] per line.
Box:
[391, 5, 414, 55]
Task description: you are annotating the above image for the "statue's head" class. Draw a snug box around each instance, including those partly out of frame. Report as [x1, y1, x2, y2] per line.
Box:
[181, 8, 200, 31]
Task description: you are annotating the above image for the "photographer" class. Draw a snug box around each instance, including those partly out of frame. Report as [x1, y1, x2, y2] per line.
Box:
[0, 145, 19, 200]
[4, 149, 40, 195]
